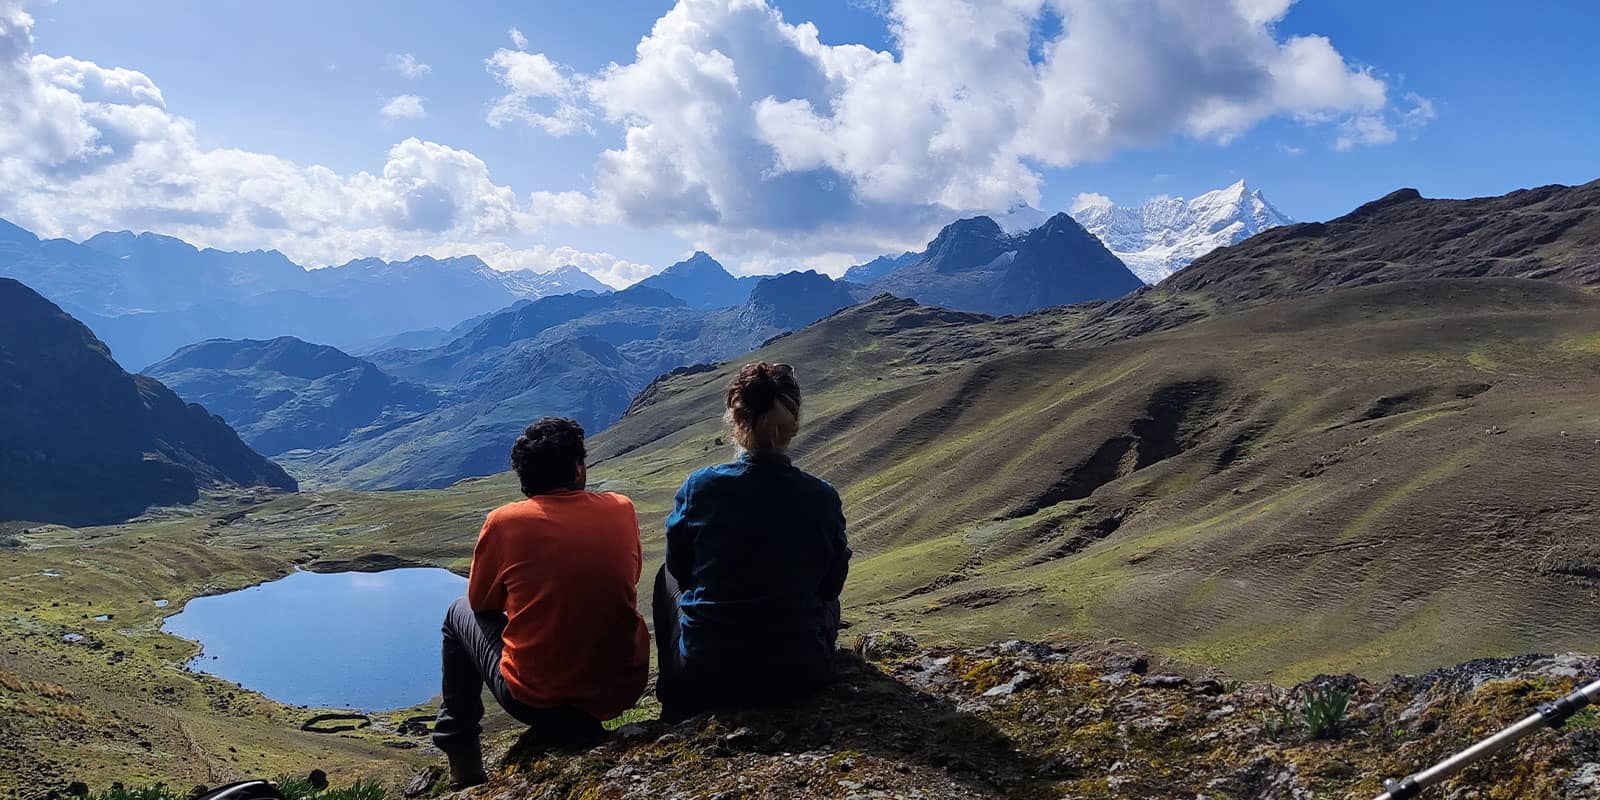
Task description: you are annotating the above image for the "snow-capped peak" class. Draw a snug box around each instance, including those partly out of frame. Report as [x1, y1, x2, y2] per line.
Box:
[996, 201, 1049, 235]
[1069, 181, 1292, 284]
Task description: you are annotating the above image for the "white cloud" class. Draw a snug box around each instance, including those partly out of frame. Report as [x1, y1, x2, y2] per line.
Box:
[0, 0, 1435, 280]
[1335, 93, 1433, 151]
[386, 52, 431, 79]
[491, 0, 1417, 262]
[0, 1, 559, 269]
[484, 44, 591, 136]
[1070, 192, 1113, 213]
[1400, 92, 1437, 130]
[1335, 114, 1394, 151]
[380, 93, 426, 120]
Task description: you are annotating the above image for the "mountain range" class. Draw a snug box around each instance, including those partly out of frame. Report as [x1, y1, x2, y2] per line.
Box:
[636, 251, 763, 309]
[0, 278, 296, 526]
[588, 177, 1600, 682]
[153, 264, 875, 491]
[0, 220, 609, 370]
[37, 208, 1164, 492]
[145, 337, 441, 457]
[5, 178, 1600, 797]
[858, 212, 1146, 315]
[1070, 180, 1294, 284]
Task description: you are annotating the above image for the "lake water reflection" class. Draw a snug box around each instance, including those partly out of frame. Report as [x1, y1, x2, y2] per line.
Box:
[162, 568, 466, 710]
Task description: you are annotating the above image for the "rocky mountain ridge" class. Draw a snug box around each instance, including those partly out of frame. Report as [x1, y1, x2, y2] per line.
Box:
[0, 278, 296, 526]
[866, 212, 1145, 316]
[145, 337, 441, 457]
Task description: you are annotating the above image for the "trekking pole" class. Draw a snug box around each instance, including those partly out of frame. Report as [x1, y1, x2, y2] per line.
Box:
[1373, 677, 1600, 799]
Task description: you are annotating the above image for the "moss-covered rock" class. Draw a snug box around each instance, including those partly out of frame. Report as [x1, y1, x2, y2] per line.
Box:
[467, 636, 1600, 800]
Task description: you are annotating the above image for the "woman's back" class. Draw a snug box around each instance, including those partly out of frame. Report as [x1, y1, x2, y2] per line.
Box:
[666, 451, 848, 659]
[653, 361, 851, 718]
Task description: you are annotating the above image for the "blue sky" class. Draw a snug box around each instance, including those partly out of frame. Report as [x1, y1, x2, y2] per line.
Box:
[6, 0, 1597, 285]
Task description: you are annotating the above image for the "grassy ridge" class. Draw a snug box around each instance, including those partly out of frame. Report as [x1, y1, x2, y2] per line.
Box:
[589, 278, 1600, 681]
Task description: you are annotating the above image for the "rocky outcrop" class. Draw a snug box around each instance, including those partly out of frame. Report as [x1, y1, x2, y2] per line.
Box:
[471, 634, 1600, 800]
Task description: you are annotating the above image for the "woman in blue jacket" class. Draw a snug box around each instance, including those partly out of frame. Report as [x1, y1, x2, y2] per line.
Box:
[652, 361, 851, 722]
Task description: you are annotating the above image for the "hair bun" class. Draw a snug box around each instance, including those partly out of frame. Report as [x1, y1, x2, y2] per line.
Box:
[739, 366, 779, 413]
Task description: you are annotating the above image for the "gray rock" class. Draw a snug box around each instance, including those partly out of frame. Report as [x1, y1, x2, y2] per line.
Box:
[982, 670, 1035, 698]
[1143, 673, 1189, 689]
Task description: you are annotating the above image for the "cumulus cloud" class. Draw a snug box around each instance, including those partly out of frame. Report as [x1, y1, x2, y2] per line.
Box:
[380, 94, 426, 120]
[0, 0, 584, 270]
[386, 52, 431, 79]
[1335, 92, 1434, 151]
[493, 0, 1424, 263]
[1070, 192, 1113, 213]
[484, 32, 590, 136]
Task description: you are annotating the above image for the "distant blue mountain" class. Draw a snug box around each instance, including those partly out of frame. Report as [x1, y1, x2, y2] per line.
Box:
[0, 218, 611, 370]
[738, 270, 867, 331]
[866, 213, 1144, 316]
[289, 273, 873, 490]
[635, 251, 761, 309]
[146, 336, 441, 456]
[842, 251, 918, 283]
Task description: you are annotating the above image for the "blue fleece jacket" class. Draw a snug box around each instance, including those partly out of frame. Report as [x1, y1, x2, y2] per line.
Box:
[664, 452, 850, 666]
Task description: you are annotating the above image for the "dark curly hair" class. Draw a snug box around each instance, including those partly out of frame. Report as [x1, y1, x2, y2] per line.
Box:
[511, 417, 587, 496]
[725, 362, 801, 453]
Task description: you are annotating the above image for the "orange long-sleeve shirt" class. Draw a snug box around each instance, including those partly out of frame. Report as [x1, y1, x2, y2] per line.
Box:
[468, 490, 649, 720]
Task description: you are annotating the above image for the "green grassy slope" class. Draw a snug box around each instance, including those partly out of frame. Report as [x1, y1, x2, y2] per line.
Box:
[588, 278, 1600, 681]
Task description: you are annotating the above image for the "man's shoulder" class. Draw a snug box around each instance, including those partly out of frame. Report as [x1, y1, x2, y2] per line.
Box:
[490, 493, 636, 530]
[589, 490, 637, 513]
[486, 498, 529, 522]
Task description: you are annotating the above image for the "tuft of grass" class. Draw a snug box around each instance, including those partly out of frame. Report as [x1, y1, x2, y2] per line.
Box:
[1261, 705, 1296, 741]
[274, 775, 318, 800]
[604, 701, 659, 730]
[92, 786, 191, 800]
[315, 781, 388, 800]
[1301, 687, 1352, 739]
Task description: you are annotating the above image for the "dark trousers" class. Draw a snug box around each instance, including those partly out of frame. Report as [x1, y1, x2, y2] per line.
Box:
[652, 566, 841, 721]
[433, 596, 603, 754]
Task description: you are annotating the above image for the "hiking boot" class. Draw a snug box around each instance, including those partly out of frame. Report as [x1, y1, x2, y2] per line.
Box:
[445, 743, 488, 790]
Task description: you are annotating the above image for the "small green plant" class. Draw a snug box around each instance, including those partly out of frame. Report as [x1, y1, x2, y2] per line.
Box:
[275, 775, 318, 800]
[277, 777, 388, 800]
[1301, 686, 1352, 739]
[316, 781, 388, 800]
[1565, 707, 1600, 730]
[93, 785, 183, 800]
[1222, 679, 1244, 696]
[1261, 705, 1296, 741]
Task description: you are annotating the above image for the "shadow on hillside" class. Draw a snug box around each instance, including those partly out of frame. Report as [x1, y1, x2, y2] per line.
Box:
[504, 651, 1052, 797]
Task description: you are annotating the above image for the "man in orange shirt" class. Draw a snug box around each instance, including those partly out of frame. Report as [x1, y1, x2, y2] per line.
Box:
[433, 417, 649, 788]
